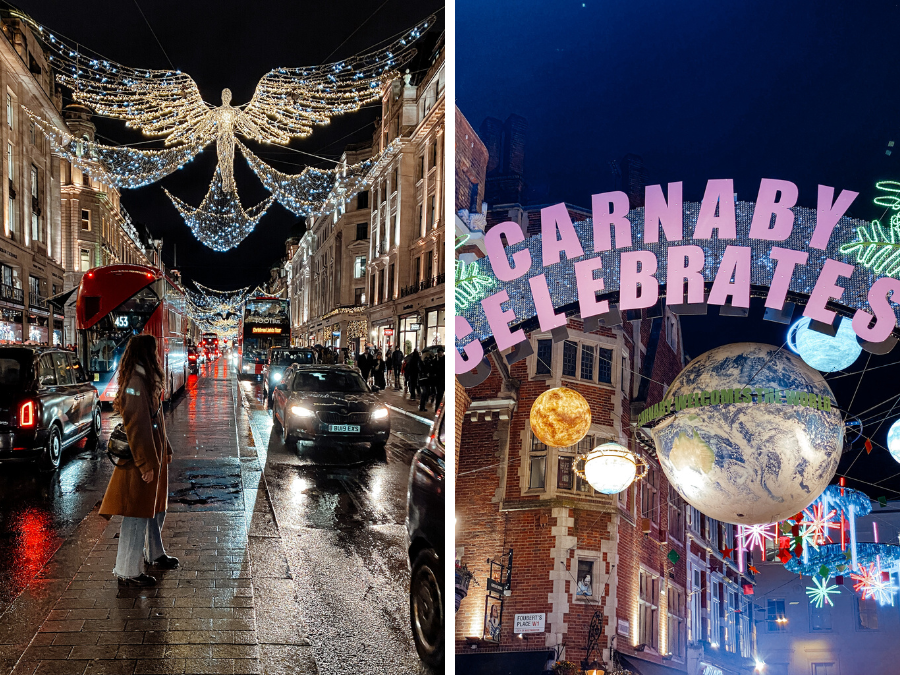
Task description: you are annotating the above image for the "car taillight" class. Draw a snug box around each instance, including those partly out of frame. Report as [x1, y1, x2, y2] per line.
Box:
[189, 355, 197, 360]
[20, 400, 35, 428]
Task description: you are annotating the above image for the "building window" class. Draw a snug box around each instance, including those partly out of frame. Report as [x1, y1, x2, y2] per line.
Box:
[418, 203, 425, 238]
[562, 340, 578, 378]
[354, 287, 364, 305]
[388, 263, 395, 301]
[580, 344, 594, 380]
[28, 275, 40, 302]
[7, 142, 13, 182]
[710, 579, 723, 645]
[391, 167, 398, 192]
[690, 568, 702, 643]
[80, 248, 91, 272]
[857, 596, 878, 630]
[810, 597, 832, 631]
[641, 465, 659, 522]
[535, 338, 552, 375]
[666, 311, 678, 351]
[417, 155, 424, 181]
[430, 140, 438, 169]
[354, 255, 366, 279]
[576, 559, 595, 598]
[767, 599, 787, 632]
[81, 209, 91, 231]
[414, 256, 421, 283]
[424, 250, 433, 282]
[739, 597, 752, 658]
[356, 191, 368, 209]
[28, 121, 35, 145]
[7, 195, 13, 239]
[428, 195, 435, 229]
[356, 222, 367, 240]
[557, 454, 573, 490]
[666, 585, 685, 658]
[5, 93, 11, 129]
[668, 485, 684, 542]
[529, 434, 547, 490]
[725, 589, 738, 653]
[811, 664, 837, 675]
[597, 347, 613, 383]
[638, 570, 659, 650]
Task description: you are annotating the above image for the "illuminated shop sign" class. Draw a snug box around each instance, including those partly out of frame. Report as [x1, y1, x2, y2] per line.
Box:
[251, 326, 283, 334]
[456, 179, 900, 383]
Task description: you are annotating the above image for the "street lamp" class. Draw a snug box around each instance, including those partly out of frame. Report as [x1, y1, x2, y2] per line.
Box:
[578, 442, 648, 494]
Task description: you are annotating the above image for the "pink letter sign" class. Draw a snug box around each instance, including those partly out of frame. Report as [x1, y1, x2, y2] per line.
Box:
[592, 191, 632, 252]
[693, 179, 736, 240]
[574, 257, 610, 318]
[708, 246, 751, 307]
[620, 251, 659, 310]
[541, 203, 585, 267]
[454, 316, 486, 375]
[804, 259, 855, 325]
[481, 290, 526, 352]
[529, 274, 567, 332]
[666, 245, 706, 305]
[485, 221, 532, 282]
[811, 184, 858, 250]
[765, 247, 808, 310]
[644, 182, 684, 244]
[749, 179, 798, 241]
[853, 277, 900, 343]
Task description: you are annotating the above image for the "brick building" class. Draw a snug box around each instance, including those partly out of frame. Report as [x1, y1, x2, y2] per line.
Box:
[455, 294, 760, 675]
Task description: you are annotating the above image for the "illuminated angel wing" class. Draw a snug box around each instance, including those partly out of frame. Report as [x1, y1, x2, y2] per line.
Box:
[241, 15, 436, 144]
[41, 30, 213, 146]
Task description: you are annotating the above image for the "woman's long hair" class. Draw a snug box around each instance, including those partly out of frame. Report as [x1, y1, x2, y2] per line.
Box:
[113, 335, 165, 414]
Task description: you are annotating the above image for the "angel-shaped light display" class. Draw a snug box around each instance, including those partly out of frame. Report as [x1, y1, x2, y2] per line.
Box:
[29, 14, 435, 250]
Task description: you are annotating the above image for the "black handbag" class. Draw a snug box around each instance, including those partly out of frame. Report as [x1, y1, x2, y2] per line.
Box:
[105, 399, 163, 467]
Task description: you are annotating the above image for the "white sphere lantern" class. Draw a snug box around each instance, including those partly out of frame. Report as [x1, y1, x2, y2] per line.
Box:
[786, 316, 861, 373]
[580, 442, 648, 495]
[888, 419, 900, 464]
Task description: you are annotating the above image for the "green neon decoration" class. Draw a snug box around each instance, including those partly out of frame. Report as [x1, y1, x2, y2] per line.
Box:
[805, 575, 840, 608]
[840, 182, 900, 276]
[455, 234, 497, 312]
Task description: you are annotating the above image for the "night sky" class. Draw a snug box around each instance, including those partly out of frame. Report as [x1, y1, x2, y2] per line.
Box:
[458, 0, 900, 497]
[13, 0, 442, 290]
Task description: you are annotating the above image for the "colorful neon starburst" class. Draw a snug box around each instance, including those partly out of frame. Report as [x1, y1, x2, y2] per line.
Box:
[739, 523, 776, 553]
[851, 563, 898, 605]
[805, 576, 840, 608]
[800, 504, 839, 546]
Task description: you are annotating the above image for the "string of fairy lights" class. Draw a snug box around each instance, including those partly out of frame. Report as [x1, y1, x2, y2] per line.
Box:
[184, 283, 252, 337]
[20, 10, 436, 251]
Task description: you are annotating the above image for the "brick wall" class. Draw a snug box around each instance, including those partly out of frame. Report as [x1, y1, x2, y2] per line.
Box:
[455, 108, 488, 213]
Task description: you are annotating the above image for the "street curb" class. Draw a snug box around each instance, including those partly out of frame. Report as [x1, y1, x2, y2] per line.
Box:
[384, 404, 434, 426]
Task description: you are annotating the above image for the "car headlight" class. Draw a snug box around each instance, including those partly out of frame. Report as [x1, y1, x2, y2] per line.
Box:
[290, 405, 315, 418]
[243, 365, 251, 372]
[272, 372, 282, 382]
[371, 407, 389, 420]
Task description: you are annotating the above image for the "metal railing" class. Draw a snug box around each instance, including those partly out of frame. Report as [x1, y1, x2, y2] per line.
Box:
[29, 293, 48, 310]
[1, 284, 24, 304]
[399, 272, 445, 298]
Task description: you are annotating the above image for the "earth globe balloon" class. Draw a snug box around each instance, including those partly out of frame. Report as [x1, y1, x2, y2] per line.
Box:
[786, 316, 862, 373]
[650, 343, 843, 525]
[529, 387, 591, 448]
[888, 419, 900, 464]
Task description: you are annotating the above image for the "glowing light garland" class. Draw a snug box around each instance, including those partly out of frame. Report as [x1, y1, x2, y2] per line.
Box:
[164, 169, 274, 251]
[800, 504, 839, 546]
[805, 575, 841, 608]
[840, 181, 900, 277]
[24, 108, 206, 189]
[738, 523, 776, 554]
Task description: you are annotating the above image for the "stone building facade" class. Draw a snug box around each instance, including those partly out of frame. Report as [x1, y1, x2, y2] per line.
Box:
[455, 306, 759, 675]
[58, 104, 153, 344]
[0, 13, 65, 345]
[290, 144, 372, 352]
[365, 41, 445, 357]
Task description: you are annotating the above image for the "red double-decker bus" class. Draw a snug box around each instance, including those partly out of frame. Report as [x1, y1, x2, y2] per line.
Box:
[75, 264, 189, 403]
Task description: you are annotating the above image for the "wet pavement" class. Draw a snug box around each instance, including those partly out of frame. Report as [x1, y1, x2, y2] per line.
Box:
[0, 356, 433, 675]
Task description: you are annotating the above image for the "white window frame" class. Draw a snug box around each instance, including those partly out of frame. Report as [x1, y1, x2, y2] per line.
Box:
[638, 568, 660, 651]
[81, 209, 91, 232]
[666, 583, 686, 659]
[668, 484, 685, 544]
[529, 332, 618, 388]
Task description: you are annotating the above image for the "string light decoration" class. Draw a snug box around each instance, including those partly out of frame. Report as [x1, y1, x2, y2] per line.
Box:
[455, 234, 496, 311]
[27, 11, 435, 250]
[805, 575, 841, 608]
[840, 181, 900, 276]
[164, 169, 274, 251]
[238, 138, 401, 217]
[24, 108, 206, 189]
[851, 562, 897, 605]
[799, 503, 839, 546]
[738, 523, 776, 554]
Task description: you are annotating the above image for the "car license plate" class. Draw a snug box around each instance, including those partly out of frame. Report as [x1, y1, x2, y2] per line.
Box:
[328, 424, 360, 433]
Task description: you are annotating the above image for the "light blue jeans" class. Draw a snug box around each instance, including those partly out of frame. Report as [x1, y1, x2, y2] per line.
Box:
[113, 511, 167, 578]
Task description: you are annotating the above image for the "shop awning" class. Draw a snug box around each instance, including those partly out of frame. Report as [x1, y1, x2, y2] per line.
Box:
[619, 654, 689, 675]
[48, 286, 78, 309]
[456, 650, 551, 675]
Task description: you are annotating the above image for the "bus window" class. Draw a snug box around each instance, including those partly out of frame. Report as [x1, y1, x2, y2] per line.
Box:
[83, 285, 158, 375]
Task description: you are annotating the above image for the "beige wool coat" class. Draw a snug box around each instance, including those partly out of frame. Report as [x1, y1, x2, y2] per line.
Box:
[99, 365, 172, 518]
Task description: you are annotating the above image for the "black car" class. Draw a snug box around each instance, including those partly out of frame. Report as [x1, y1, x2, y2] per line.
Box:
[263, 347, 317, 405]
[271, 365, 390, 451]
[0, 346, 101, 470]
[406, 403, 444, 670]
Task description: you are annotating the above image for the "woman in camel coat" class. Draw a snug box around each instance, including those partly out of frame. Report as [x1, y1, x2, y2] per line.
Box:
[99, 334, 178, 586]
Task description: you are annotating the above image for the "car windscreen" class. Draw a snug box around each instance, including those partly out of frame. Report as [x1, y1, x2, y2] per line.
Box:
[292, 370, 367, 393]
[271, 350, 315, 366]
[0, 350, 28, 387]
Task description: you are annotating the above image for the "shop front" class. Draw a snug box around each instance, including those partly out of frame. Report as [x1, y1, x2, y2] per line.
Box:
[28, 314, 49, 344]
[0, 307, 22, 343]
[424, 306, 445, 349]
[398, 314, 422, 354]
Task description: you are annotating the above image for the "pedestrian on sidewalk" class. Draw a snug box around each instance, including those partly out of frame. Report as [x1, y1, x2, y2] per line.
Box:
[418, 351, 435, 412]
[358, 348, 371, 383]
[391, 346, 403, 390]
[404, 349, 420, 399]
[372, 350, 387, 390]
[99, 335, 179, 587]
[433, 350, 445, 411]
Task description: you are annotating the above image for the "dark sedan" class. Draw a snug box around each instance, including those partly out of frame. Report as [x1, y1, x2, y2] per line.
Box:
[271, 365, 390, 452]
[406, 403, 444, 670]
[0, 346, 101, 470]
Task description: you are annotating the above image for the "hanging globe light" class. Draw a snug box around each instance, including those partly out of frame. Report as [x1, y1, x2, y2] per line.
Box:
[578, 442, 649, 494]
[529, 387, 592, 448]
[786, 316, 862, 373]
[888, 419, 900, 463]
